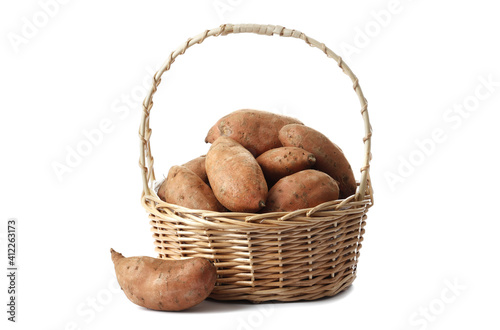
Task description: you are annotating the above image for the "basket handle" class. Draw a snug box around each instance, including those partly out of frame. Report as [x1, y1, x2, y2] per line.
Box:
[139, 23, 372, 201]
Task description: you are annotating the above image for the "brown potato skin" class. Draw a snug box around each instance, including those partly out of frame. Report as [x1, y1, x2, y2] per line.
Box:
[182, 155, 208, 184]
[279, 124, 356, 199]
[157, 165, 225, 211]
[205, 109, 303, 156]
[262, 169, 339, 213]
[206, 136, 268, 212]
[256, 147, 316, 186]
[111, 249, 217, 311]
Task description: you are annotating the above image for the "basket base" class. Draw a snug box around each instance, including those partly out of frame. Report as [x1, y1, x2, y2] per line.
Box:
[208, 273, 356, 303]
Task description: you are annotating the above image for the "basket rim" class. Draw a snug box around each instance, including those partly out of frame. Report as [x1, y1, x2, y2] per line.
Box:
[143, 179, 373, 229]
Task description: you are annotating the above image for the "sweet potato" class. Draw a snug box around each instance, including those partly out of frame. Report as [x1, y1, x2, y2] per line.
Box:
[205, 109, 303, 156]
[110, 249, 216, 311]
[262, 169, 339, 213]
[157, 165, 225, 211]
[279, 124, 356, 199]
[256, 147, 316, 186]
[182, 155, 208, 184]
[206, 136, 268, 212]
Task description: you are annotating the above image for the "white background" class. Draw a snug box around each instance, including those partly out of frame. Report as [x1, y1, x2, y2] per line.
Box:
[1, 0, 499, 329]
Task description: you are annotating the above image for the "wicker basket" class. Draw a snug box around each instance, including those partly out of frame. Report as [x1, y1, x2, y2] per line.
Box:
[139, 23, 373, 302]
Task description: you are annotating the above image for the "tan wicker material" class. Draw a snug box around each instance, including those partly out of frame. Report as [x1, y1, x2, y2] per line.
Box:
[139, 24, 373, 302]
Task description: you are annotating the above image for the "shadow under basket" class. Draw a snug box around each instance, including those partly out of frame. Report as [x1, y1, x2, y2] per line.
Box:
[139, 24, 374, 302]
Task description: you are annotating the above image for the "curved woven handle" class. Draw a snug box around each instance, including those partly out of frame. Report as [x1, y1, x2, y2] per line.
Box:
[139, 23, 372, 201]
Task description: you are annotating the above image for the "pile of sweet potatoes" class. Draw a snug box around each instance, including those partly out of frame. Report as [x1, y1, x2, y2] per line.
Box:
[157, 109, 356, 213]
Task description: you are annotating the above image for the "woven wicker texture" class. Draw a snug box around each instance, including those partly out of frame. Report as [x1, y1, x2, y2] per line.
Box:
[139, 24, 373, 302]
